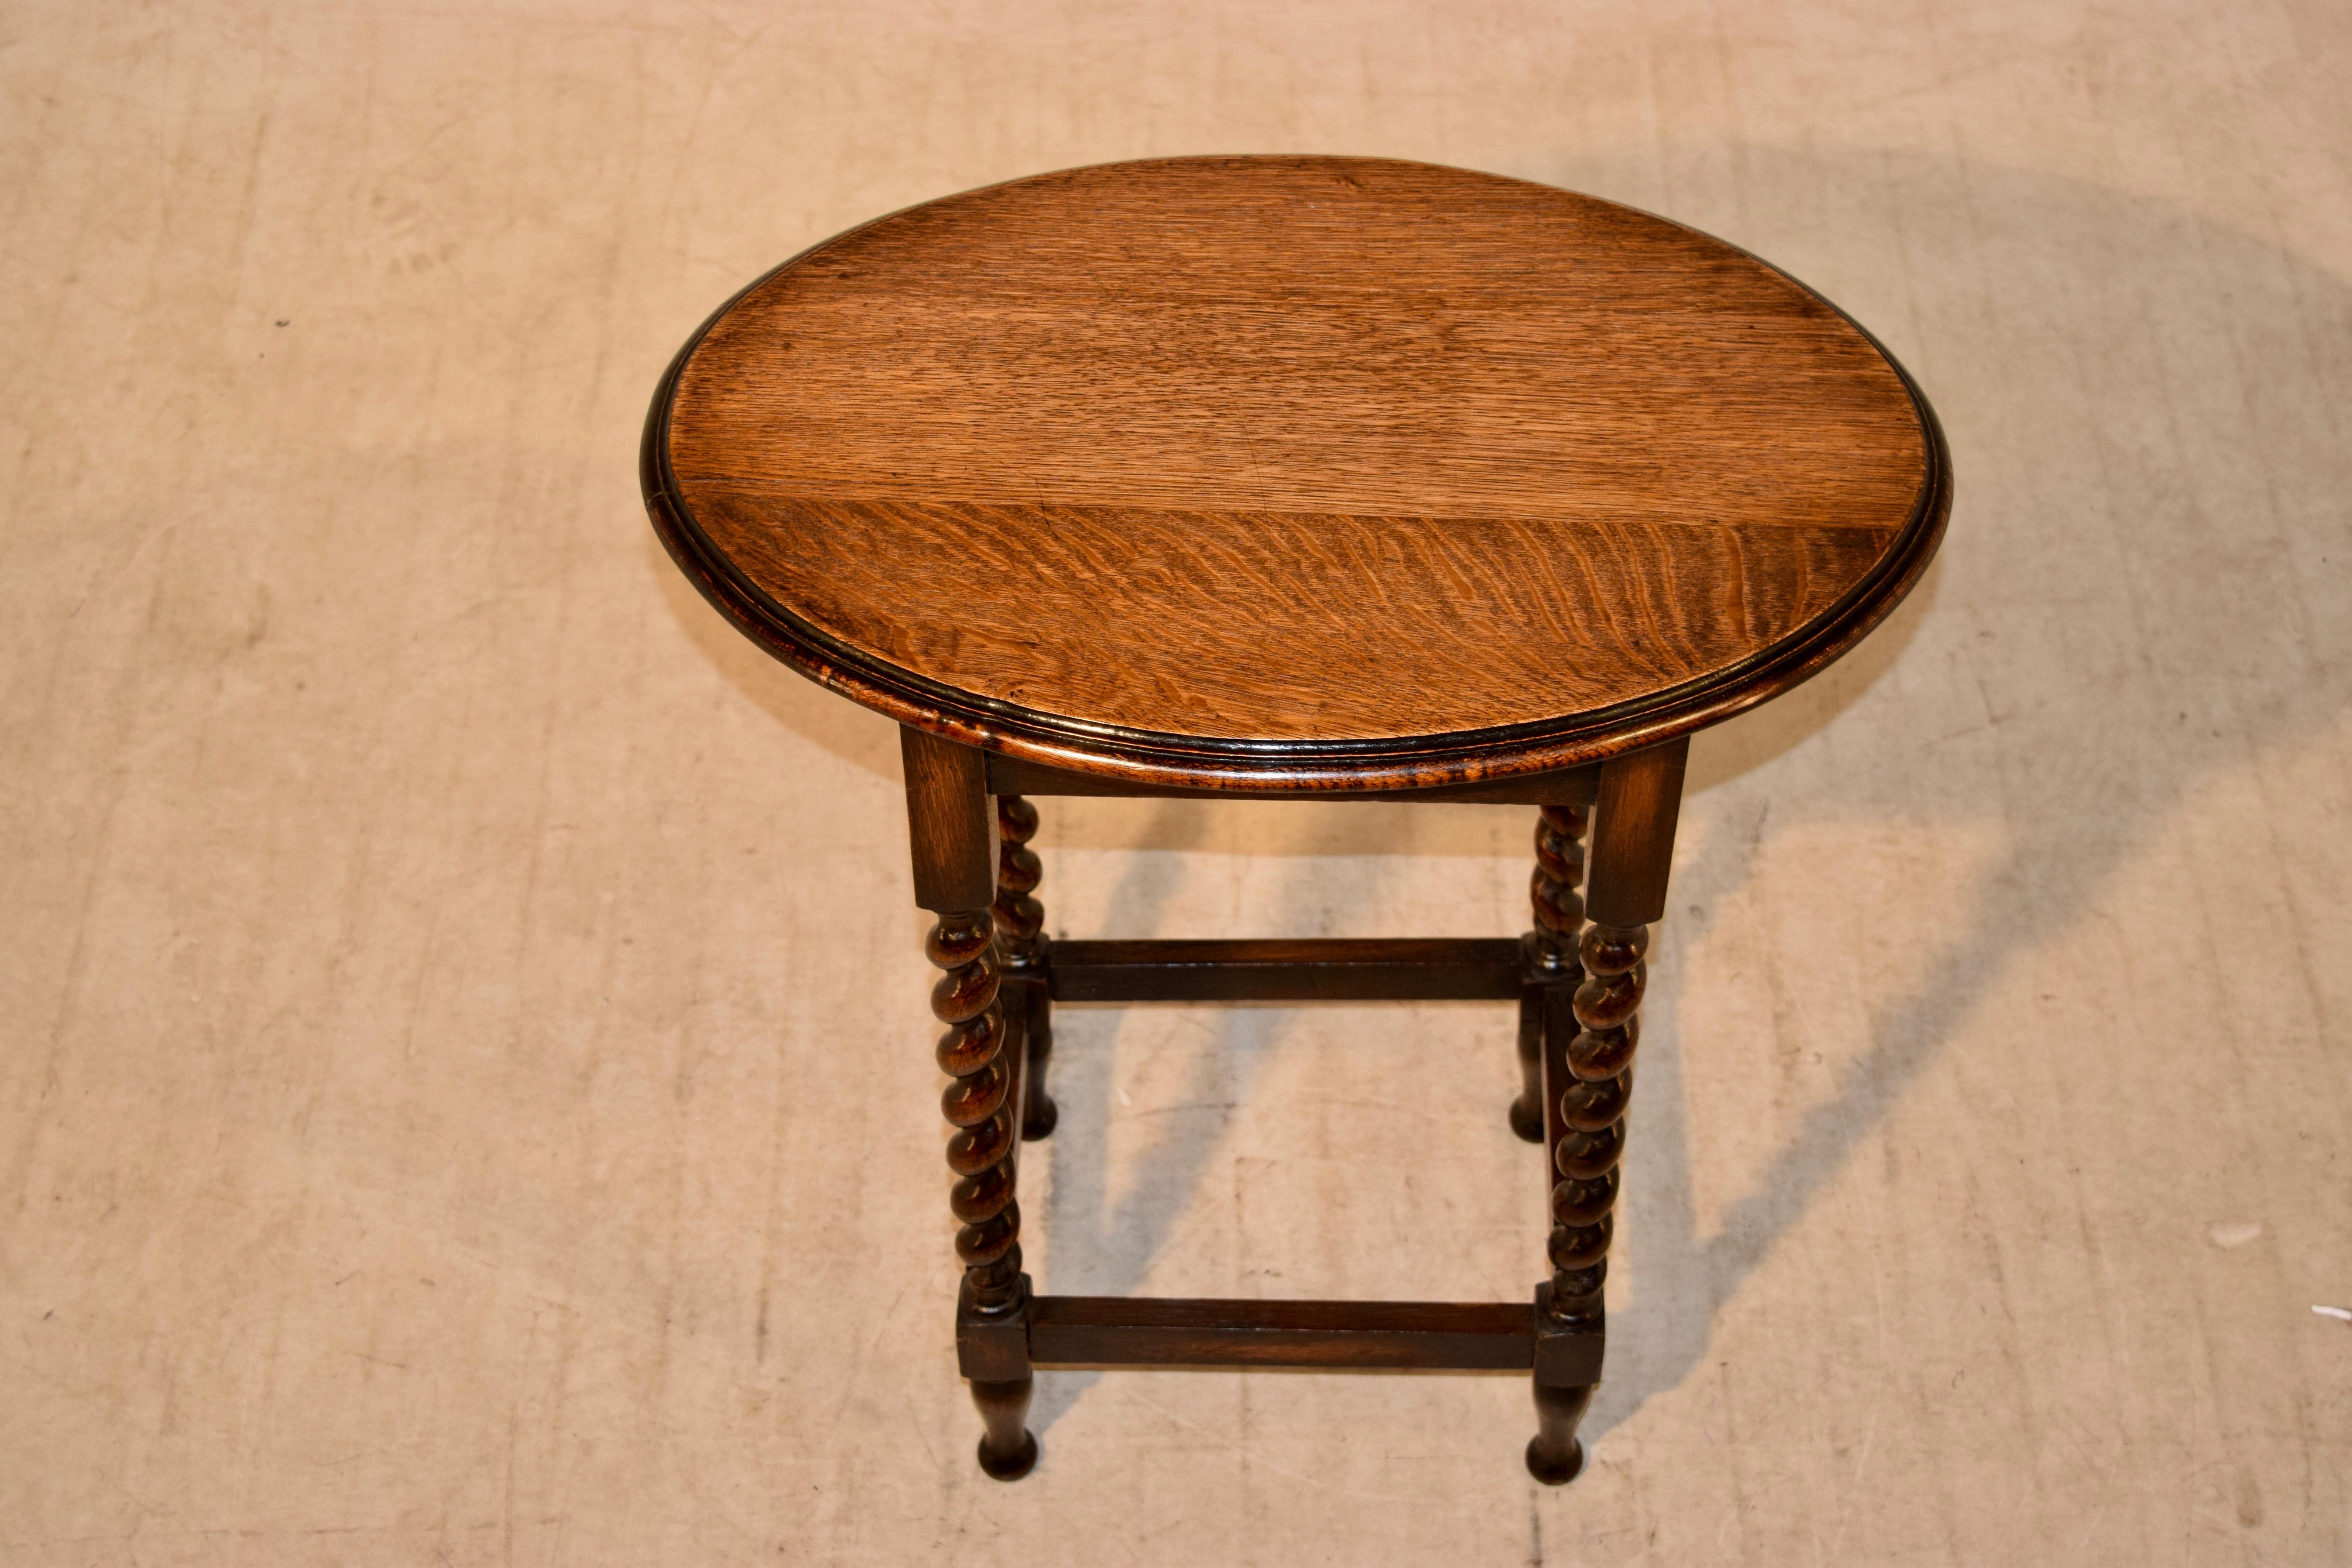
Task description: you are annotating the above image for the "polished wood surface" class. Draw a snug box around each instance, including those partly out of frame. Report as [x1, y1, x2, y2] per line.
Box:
[648, 155, 1950, 791]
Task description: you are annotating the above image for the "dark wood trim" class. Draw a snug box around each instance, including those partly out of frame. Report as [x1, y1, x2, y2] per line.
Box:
[1049, 938, 1523, 1003]
[1028, 1297, 1535, 1370]
[986, 752, 1601, 805]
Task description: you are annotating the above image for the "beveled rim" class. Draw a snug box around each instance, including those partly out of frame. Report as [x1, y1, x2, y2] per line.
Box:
[641, 155, 1952, 793]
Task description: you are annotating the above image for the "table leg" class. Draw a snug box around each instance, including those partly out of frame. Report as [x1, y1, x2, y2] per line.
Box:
[1528, 738, 1685, 1484]
[905, 728, 1038, 1480]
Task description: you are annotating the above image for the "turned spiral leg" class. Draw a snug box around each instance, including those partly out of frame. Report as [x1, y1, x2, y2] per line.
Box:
[1547, 922, 1645, 1319]
[1526, 739, 1684, 1486]
[993, 794, 1057, 1142]
[931, 910, 1022, 1310]
[1515, 804, 1589, 1142]
[1525, 919, 1646, 1483]
[928, 906, 1038, 1479]
[904, 727, 1039, 1481]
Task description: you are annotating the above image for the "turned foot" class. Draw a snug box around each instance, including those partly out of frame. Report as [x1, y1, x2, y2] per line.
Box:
[1526, 1382, 1592, 1485]
[971, 1375, 1039, 1480]
[1524, 1435, 1584, 1485]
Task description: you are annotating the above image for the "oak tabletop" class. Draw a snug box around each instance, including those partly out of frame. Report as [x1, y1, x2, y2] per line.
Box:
[645, 155, 1949, 791]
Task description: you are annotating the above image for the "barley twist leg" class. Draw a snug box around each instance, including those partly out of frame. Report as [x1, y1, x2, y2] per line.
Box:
[1515, 804, 1588, 1141]
[1526, 918, 1646, 1485]
[928, 907, 1036, 1479]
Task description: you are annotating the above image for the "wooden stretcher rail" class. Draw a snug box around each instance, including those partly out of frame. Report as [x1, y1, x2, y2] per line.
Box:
[1048, 937, 1524, 1002]
[1027, 1296, 1535, 1370]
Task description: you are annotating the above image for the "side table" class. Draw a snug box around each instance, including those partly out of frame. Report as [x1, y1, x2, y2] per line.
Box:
[642, 155, 1949, 1482]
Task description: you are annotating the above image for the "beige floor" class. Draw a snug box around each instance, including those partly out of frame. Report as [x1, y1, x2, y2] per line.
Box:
[4, 2, 2349, 1563]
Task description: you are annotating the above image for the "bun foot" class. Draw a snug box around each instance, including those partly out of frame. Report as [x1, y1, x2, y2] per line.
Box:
[977, 1429, 1039, 1481]
[1525, 1434, 1584, 1486]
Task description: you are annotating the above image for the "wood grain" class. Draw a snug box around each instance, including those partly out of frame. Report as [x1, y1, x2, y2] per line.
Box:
[672, 158, 1923, 530]
[648, 155, 1950, 787]
[899, 726, 996, 912]
[693, 489, 1897, 742]
[1585, 737, 1689, 927]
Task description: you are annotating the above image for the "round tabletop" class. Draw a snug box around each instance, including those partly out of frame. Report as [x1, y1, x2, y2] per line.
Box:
[645, 156, 1949, 791]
